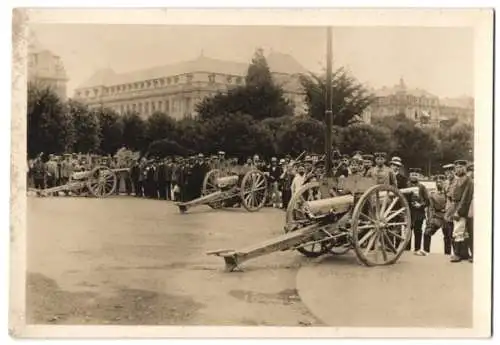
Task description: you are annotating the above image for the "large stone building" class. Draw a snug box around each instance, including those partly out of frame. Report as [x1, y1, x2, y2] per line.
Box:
[28, 41, 69, 100]
[74, 52, 308, 119]
[362, 78, 474, 127]
[362, 78, 441, 125]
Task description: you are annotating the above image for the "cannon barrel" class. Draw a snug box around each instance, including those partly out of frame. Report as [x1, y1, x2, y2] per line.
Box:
[305, 195, 354, 215]
[304, 186, 423, 215]
[216, 175, 239, 188]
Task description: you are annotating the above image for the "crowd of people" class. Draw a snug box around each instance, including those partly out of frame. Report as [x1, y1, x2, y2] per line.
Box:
[27, 148, 474, 264]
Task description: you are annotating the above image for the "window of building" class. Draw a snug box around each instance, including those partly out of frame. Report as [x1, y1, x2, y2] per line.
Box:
[236, 77, 242, 84]
[151, 102, 156, 112]
[208, 74, 215, 84]
[174, 76, 179, 83]
[145, 102, 149, 113]
[158, 101, 163, 112]
[186, 74, 193, 83]
[167, 78, 171, 85]
[138, 103, 143, 112]
[160, 79, 165, 86]
[227, 76, 233, 83]
[165, 100, 170, 112]
[85, 90, 90, 97]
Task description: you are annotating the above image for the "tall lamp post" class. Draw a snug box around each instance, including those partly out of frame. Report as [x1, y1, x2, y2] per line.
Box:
[325, 27, 333, 177]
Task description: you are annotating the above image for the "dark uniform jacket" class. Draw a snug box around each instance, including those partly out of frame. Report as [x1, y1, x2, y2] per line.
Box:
[447, 175, 473, 219]
[395, 173, 408, 189]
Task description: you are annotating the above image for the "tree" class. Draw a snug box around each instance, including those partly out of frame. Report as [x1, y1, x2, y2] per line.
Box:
[276, 118, 326, 156]
[67, 99, 101, 154]
[339, 123, 395, 155]
[392, 122, 440, 171]
[146, 111, 177, 143]
[27, 84, 74, 157]
[121, 112, 147, 152]
[245, 47, 273, 88]
[203, 113, 275, 159]
[97, 107, 124, 155]
[438, 122, 474, 165]
[299, 67, 375, 127]
[147, 138, 192, 158]
[372, 113, 415, 132]
[175, 117, 208, 153]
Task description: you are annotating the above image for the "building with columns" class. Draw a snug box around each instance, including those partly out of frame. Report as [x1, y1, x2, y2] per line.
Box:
[74, 52, 308, 119]
[28, 42, 69, 100]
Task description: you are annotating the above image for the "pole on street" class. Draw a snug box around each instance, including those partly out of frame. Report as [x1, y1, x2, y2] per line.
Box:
[325, 27, 333, 177]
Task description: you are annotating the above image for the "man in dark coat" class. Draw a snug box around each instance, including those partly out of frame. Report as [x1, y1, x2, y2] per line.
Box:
[448, 160, 474, 263]
[406, 168, 430, 253]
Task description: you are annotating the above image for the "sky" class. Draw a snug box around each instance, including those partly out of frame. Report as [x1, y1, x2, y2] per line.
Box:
[29, 24, 474, 99]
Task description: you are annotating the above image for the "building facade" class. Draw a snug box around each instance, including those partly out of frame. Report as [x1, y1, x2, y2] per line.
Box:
[362, 78, 474, 127]
[363, 78, 441, 126]
[74, 52, 308, 119]
[28, 43, 69, 100]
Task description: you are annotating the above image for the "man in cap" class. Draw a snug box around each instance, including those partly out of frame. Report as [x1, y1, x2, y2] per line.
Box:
[446, 160, 473, 263]
[389, 156, 408, 189]
[369, 152, 397, 186]
[465, 163, 474, 262]
[60, 154, 73, 196]
[442, 163, 457, 255]
[268, 157, 283, 208]
[405, 168, 430, 254]
[362, 154, 374, 177]
[421, 177, 448, 256]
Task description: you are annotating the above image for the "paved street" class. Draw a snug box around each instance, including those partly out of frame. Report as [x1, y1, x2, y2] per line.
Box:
[26, 197, 472, 327]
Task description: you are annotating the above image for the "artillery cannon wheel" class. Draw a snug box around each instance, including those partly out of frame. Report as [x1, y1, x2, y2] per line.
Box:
[351, 184, 412, 266]
[86, 166, 117, 198]
[202, 169, 224, 209]
[240, 170, 268, 212]
[285, 181, 346, 257]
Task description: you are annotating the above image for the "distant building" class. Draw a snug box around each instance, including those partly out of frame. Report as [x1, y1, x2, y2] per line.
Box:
[439, 96, 474, 125]
[74, 52, 308, 119]
[28, 41, 68, 100]
[363, 78, 441, 126]
[362, 77, 474, 127]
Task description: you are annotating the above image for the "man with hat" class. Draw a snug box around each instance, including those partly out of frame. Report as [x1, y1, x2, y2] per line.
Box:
[442, 163, 457, 255]
[389, 156, 408, 189]
[420, 176, 448, 256]
[405, 168, 430, 254]
[368, 152, 397, 186]
[60, 154, 73, 196]
[362, 154, 374, 177]
[446, 160, 474, 263]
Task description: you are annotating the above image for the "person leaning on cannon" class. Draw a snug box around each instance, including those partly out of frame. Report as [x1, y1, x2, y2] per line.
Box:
[405, 168, 430, 254]
[419, 177, 447, 256]
[447, 160, 473, 263]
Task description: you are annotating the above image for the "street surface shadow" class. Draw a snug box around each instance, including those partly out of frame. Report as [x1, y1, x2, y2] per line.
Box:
[26, 272, 204, 325]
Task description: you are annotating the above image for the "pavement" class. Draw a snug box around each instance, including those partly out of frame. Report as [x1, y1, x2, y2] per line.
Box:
[26, 196, 472, 327]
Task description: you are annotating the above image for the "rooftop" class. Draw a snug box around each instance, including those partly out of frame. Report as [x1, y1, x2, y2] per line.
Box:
[77, 52, 309, 89]
[373, 77, 438, 98]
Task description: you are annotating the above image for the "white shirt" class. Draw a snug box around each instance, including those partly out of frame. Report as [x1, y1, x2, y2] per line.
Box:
[291, 173, 305, 195]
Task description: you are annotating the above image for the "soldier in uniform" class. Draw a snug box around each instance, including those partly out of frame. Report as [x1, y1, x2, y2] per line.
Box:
[419, 177, 447, 255]
[447, 160, 473, 263]
[32, 155, 46, 192]
[45, 154, 59, 189]
[368, 152, 397, 186]
[405, 168, 430, 254]
[362, 154, 374, 177]
[442, 163, 456, 255]
[60, 154, 73, 196]
[465, 163, 474, 262]
[268, 157, 283, 208]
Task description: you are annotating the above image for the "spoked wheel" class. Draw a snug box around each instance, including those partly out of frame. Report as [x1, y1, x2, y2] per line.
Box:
[240, 170, 268, 212]
[285, 181, 348, 257]
[86, 166, 117, 198]
[351, 184, 412, 266]
[202, 169, 224, 209]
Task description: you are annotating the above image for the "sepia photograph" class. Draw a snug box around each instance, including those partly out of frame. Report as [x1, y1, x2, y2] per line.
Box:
[8, 7, 493, 339]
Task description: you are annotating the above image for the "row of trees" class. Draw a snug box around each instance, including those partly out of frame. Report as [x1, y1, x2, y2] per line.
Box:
[27, 48, 473, 173]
